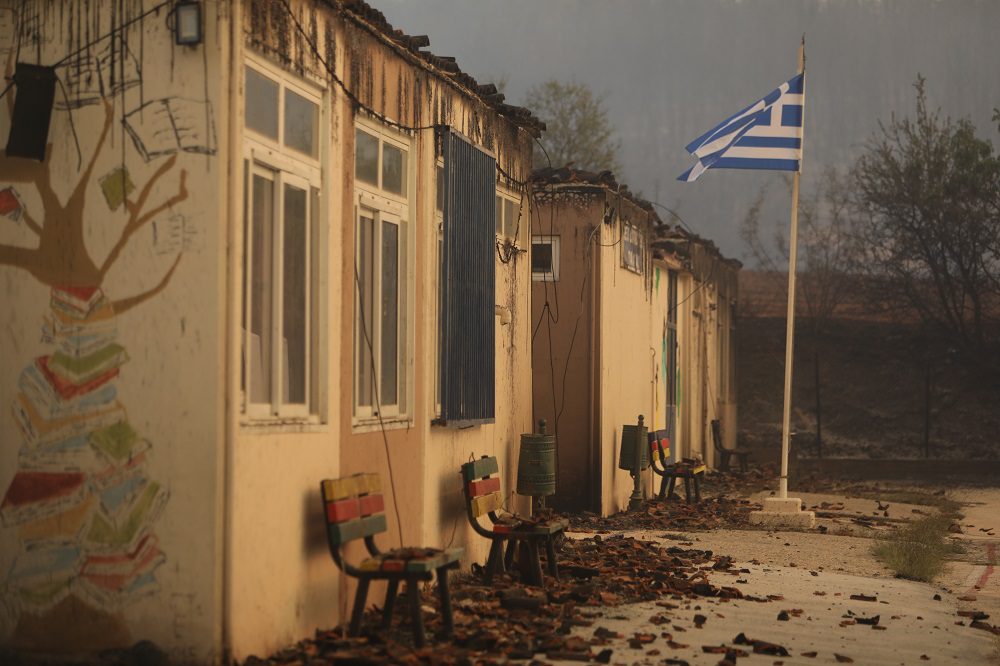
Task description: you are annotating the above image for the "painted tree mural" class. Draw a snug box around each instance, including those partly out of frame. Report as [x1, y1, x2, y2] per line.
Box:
[0, 85, 188, 642]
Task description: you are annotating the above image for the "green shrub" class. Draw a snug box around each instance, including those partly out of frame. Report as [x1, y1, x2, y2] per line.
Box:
[872, 515, 951, 582]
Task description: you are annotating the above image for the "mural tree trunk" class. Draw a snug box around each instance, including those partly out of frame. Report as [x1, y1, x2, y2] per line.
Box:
[0, 95, 188, 648]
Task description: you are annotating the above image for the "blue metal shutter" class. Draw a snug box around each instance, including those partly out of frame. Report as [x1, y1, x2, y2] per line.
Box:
[439, 128, 496, 424]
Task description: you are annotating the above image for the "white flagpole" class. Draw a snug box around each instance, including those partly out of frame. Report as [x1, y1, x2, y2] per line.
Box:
[779, 38, 805, 499]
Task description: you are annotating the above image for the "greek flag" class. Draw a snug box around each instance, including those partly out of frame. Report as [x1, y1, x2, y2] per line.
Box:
[678, 73, 804, 182]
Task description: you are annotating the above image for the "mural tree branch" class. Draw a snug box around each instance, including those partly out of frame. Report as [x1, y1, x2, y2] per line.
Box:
[0, 99, 188, 288]
[100, 154, 188, 278]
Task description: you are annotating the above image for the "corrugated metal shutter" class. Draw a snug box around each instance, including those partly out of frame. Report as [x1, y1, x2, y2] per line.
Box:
[439, 128, 496, 424]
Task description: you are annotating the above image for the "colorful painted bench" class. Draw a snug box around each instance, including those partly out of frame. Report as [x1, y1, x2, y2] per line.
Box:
[648, 428, 705, 502]
[647, 428, 674, 499]
[664, 459, 707, 503]
[320, 473, 462, 646]
[461, 455, 568, 587]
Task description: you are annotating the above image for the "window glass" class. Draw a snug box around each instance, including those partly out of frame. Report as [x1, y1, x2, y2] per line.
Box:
[532, 242, 553, 274]
[436, 165, 444, 212]
[505, 198, 517, 239]
[246, 68, 279, 140]
[283, 183, 308, 405]
[622, 222, 644, 274]
[356, 214, 375, 408]
[381, 142, 406, 195]
[241, 160, 249, 398]
[284, 88, 318, 157]
[495, 196, 503, 236]
[380, 221, 399, 404]
[242, 60, 324, 420]
[310, 187, 321, 409]
[250, 173, 275, 404]
[355, 130, 379, 186]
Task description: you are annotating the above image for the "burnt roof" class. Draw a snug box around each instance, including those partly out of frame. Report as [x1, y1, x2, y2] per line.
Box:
[531, 167, 740, 269]
[530, 166, 660, 218]
[336, 0, 545, 137]
[652, 225, 742, 269]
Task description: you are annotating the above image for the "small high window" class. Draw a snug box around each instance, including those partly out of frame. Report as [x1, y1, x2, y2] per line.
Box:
[495, 191, 522, 242]
[531, 235, 559, 281]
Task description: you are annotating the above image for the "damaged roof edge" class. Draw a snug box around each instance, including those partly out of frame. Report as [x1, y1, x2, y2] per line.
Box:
[531, 166, 741, 269]
[531, 166, 659, 219]
[330, 0, 545, 137]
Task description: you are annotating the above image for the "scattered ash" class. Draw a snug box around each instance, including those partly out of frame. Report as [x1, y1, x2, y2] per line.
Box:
[242, 534, 752, 665]
[568, 496, 758, 533]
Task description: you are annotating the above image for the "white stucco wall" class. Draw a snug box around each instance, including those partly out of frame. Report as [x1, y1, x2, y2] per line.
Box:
[226, 1, 536, 660]
[596, 213, 656, 516]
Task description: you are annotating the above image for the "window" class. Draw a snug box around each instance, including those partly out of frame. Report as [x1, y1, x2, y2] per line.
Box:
[434, 162, 445, 415]
[666, 270, 678, 406]
[495, 190, 523, 243]
[353, 122, 411, 421]
[622, 220, 645, 274]
[531, 235, 559, 282]
[241, 59, 324, 421]
[665, 270, 679, 462]
[355, 127, 407, 196]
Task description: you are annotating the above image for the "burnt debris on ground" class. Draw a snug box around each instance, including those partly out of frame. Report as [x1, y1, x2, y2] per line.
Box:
[241, 533, 761, 665]
[567, 493, 759, 534]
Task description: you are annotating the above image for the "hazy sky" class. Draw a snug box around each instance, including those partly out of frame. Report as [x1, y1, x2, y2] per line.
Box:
[378, 0, 1000, 260]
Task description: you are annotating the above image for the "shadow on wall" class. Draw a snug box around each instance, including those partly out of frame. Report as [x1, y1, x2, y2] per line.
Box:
[435, 469, 466, 549]
[301, 487, 329, 556]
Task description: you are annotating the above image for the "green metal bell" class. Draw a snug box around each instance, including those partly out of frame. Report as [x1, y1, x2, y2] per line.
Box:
[517, 418, 556, 497]
[618, 415, 649, 471]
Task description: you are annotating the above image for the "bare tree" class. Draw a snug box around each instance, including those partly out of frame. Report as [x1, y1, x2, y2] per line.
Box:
[740, 168, 856, 323]
[740, 168, 857, 455]
[852, 76, 1000, 373]
[524, 80, 621, 173]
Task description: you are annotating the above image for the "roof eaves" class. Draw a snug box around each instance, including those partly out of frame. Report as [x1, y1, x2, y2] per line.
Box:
[333, 0, 545, 137]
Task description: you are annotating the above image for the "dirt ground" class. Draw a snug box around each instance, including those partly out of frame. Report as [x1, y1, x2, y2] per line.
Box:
[561, 481, 1000, 665]
[737, 313, 1000, 461]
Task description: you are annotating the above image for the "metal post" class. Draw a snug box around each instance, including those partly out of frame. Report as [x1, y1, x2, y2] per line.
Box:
[779, 39, 806, 499]
[628, 415, 645, 511]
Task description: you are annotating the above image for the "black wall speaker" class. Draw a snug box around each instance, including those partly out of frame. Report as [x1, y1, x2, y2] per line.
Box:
[6, 63, 57, 161]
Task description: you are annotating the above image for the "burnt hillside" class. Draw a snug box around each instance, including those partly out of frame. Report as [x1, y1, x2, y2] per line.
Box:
[738, 314, 1000, 461]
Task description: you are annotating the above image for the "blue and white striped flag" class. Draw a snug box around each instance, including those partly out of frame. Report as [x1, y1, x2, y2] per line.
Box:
[678, 73, 804, 182]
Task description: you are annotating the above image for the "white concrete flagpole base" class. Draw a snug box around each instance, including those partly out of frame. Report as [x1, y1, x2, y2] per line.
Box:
[749, 497, 816, 529]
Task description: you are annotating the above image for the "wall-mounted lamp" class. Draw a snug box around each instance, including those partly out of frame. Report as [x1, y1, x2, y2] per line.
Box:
[5, 63, 57, 161]
[174, 0, 202, 46]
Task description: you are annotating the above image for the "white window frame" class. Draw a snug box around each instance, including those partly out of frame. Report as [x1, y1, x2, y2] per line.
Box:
[241, 55, 325, 423]
[622, 220, 645, 275]
[531, 235, 560, 282]
[434, 159, 444, 418]
[352, 118, 413, 426]
[495, 187, 524, 245]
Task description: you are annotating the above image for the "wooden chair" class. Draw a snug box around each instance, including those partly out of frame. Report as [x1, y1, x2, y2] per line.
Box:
[320, 473, 462, 647]
[648, 428, 673, 499]
[648, 428, 706, 502]
[711, 419, 751, 473]
[461, 456, 568, 587]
